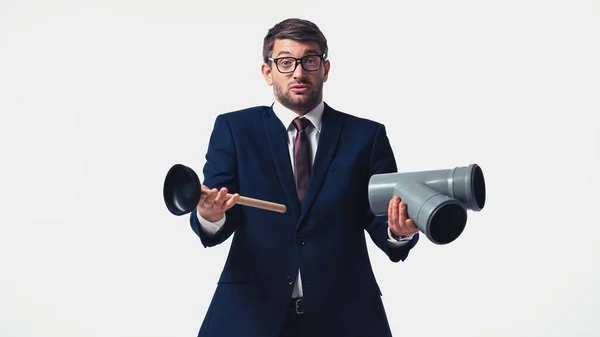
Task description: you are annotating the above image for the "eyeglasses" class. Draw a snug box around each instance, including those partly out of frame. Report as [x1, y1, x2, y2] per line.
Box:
[268, 54, 326, 74]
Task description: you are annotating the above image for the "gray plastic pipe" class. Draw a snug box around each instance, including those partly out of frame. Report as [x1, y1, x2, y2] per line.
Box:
[368, 163, 486, 245]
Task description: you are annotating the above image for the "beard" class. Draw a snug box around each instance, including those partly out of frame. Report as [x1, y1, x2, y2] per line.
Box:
[274, 81, 323, 113]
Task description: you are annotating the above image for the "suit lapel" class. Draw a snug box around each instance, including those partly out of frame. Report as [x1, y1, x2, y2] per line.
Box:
[261, 106, 301, 216]
[298, 103, 343, 225]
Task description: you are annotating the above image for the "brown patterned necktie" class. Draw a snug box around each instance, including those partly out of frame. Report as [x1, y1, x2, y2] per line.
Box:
[292, 117, 312, 203]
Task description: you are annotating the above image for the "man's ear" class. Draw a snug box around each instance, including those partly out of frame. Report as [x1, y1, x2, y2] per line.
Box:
[261, 63, 273, 86]
[323, 59, 330, 82]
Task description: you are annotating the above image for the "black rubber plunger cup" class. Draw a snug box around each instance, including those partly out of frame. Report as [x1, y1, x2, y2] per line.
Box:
[163, 164, 287, 215]
[163, 164, 202, 216]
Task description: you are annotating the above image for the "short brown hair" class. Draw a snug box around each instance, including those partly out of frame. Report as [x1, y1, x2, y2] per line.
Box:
[262, 18, 328, 63]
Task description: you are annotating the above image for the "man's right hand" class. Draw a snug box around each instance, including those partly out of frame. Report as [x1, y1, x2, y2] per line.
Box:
[197, 186, 240, 222]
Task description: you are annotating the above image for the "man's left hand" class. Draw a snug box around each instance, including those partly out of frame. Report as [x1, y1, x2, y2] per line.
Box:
[388, 196, 419, 237]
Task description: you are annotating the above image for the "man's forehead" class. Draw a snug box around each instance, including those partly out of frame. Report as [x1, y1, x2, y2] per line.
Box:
[272, 39, 321, 56]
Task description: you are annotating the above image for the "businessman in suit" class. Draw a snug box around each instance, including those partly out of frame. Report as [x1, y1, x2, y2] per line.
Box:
[189, 18, 420, 337]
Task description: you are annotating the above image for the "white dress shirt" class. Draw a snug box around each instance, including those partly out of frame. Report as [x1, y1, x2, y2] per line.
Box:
[196, 99, 413, 298]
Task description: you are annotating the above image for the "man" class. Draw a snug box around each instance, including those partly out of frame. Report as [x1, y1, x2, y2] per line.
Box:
[189, 18, 420, 337]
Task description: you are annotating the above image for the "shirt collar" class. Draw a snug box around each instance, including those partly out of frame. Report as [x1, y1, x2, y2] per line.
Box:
[272, 99, 324, 133]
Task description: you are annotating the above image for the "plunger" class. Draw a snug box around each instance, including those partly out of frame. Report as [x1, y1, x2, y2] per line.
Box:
[163, 164, 287, 215]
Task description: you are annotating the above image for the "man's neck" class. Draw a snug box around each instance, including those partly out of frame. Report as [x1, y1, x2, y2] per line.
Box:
[277, 100, 321, 116]
[291, 106, 315, 116]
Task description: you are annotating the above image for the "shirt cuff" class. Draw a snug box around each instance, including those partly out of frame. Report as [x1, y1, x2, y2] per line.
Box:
[197, 209, 226, 236]
[387, 227, 414, 247]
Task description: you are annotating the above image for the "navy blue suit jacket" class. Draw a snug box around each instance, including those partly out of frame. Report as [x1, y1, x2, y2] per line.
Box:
[189, 102, 419, 337]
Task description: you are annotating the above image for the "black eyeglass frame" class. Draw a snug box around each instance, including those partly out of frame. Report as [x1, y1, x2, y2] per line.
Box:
[267, 54, 327, 74]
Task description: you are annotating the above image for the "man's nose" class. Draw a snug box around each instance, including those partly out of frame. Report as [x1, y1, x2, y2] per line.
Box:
[293, 61, 307, 79]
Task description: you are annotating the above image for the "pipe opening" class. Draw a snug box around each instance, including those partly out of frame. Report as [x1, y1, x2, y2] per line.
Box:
[472, 165, 486, 210]
[428, 203, 467, 245]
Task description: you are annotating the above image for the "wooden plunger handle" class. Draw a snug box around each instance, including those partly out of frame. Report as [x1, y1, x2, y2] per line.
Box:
[232, 194, 287, 213]
[201, 187, 287, 213]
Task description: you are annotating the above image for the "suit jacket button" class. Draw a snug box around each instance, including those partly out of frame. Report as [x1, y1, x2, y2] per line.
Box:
[286, 277, 294, 284]
[296, 238, 305, 246]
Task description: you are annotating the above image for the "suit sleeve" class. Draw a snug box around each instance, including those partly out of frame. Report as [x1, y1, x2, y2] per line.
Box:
[363, 123, 419, 262]
[189, 114, 243, 248]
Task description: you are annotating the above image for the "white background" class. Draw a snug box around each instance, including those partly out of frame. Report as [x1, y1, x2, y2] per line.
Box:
[1, 0, 599, 336]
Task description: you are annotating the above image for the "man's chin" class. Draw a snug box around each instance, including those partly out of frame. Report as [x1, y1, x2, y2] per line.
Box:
[278, 92, 319, 111]
[289, 96, 308, 104]
[288, 91, 308, 98]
